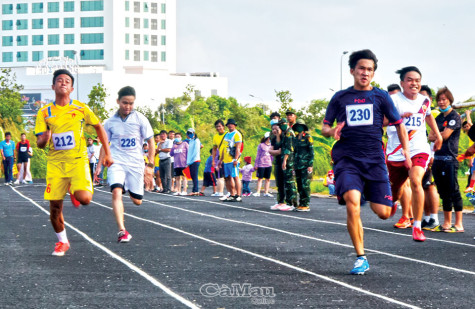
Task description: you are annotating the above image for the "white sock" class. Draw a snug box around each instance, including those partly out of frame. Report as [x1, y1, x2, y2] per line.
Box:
[430, 213, 439, 225]
[423, 215, 430, 223]
[56, 230, 68, 243]
[413, 221, 421, 229]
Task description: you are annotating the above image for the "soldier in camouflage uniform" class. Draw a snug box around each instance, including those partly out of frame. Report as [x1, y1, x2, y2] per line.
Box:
[280, 118, 298, 210]
[293, 119, 314, 212]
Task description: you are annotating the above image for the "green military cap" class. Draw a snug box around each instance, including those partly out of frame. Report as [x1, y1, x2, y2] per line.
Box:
[285, 108, 296, 115]
[292, 119, 308, 132]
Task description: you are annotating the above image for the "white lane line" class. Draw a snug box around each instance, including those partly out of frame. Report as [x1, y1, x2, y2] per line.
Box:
[86, 198, 420, 309]
[94, 189, 475, 276]
[149, 191, 475, 249]
[10, 186, 200, 309]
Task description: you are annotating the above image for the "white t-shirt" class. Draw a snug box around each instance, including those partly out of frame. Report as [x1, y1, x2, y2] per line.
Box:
[386, 92, 432, 162]
[104, 111, 154, 168]
[87, 144, 99, 164]
[158, 139, 173, 160]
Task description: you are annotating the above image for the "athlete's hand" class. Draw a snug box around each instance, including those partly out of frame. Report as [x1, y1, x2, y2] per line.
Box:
[403, 150, 412, 170]
[102, 155, 114, 167]
[333, 121, 345, 140]
[433, 134, 443, 152]
[401, 112, 413, 118]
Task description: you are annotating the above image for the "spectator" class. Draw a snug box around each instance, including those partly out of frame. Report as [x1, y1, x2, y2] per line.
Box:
[269, 123, 286, 210]
[0, 132, 15, 185]
[211, 119, 227, 197]
[143, 143, 154, 191]
[86, 137, 99, 185]
[200, 149, 217, 196]
[153, 132, 162, 192]
[186, 128, 202, 196]
[170, 132, 188, 195]
[14, 133, 30, 184]
[293, 119, 314, 212]
[325, 170, 335, 196]
[219, 119, 243, 202]
[240, 156, 255, 196]
[253, 132, 273, 197]
[157, 130, 173, 193]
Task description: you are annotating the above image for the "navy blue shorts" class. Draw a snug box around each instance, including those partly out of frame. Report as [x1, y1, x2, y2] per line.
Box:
[203, 172, 216, 187]
[334, 157, 393, 206]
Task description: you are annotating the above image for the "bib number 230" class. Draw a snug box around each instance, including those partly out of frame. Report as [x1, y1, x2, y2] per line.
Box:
[346, 104, 373, 126]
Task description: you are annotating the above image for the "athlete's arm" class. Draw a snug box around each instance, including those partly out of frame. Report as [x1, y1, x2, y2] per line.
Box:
[466, 110, 473, 127]
[36, 130, 51, 149]
[425, 114, 443, 151]
[321, 122, 345, 140]
[394, 123, 412, 170]
[146, 137, 155, 167]
[233, 141, 242, 167]
[93, 123, 113, 168]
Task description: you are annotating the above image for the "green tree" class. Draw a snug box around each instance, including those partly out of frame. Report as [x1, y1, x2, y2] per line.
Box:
[275, 90, 293, 114]
[299, 98, 329, 129]
[87, 83, 110, 121]
[136, 106, 162, 129]
[0, 68, 25, 128]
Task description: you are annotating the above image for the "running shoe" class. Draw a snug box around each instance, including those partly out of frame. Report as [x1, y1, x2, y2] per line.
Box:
[118, 230, 132, 243]
[253, 193, 261, 197]
[181, 191, 188, 196]
[279, 205, 295, 211]
[350, 256, 369, 275]
[422, 218, 438, 231]
[69, 189, 81, 208]
[210, 192, 221, 197]
[52, 241, 70, 256]
[394, 216, 411, 229]
[173, 192, 180, 196]
[13, 180, 20, 185]
[270, 204, 282, 210]
[21, 180, 28, 184]
[412, 227, 426, 242]
[389, 201, 398, 218]
[4, 182, 10, 186]
[219, 194, 230, 201]
[296, 206, 310, 212]
[234, 196, 242, 202]
[198, 192, 205, 196]
[223, 196, 236, 202]
[263, 193, 273, 197]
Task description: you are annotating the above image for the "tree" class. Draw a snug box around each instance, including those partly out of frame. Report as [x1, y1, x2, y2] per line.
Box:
[136, 106, 162, 130]
[275, 90, 293, 114]
[0, 68, 25, 127]
[87, 83, 110, 121]
[299, 98, 329, 129]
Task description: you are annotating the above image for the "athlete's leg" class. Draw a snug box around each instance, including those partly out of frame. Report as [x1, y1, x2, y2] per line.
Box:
[16, 163, 23, 181]
[344, 189, 364, 255]
[73, 190, 92, 205]
[112, 187, 126, 231]
[369, 202, 392, 219]
[130, 196, 142, 206]
[409, 165, 426, 222]
[50, 200, 65, 232]
[400, 180, 413, 219]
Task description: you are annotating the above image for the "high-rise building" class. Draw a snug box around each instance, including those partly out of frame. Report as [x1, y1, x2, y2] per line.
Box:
[0, 0, 227, 110]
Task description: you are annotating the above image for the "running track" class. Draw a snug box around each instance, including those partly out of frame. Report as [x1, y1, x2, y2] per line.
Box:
[1, 182, 474, 308]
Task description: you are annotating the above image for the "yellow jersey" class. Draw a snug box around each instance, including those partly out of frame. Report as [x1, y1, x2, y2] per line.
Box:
[35, 100, 100, 162]
[213, 132, 226, 160]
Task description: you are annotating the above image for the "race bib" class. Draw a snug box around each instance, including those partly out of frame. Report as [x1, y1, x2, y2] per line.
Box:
[20, 146, 27, 152]
[52, 131, 75, 150]
[119, 136, 138, 149]
[346, 104, 373, 126]
[403, 114, 423, 130]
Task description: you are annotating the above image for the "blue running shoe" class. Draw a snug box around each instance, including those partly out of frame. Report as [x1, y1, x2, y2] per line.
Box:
[350, 257, 369, 275]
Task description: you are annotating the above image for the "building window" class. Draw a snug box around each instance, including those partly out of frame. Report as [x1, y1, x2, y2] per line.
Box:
[32, 19, 44, 29]
[32, 3, 44, 13]
[48, 18, 60, 29]
[48, 2, 60, 12]
[125, 17, 130, 27]
[161, 51, 166, 62]
[151, 35, 157, 46]
[134, 50, 140, 61]
[16, 19, 28, 30]
[161, 35, 166, 46]
[134, 18, 140, 29]
[48, 50, 60, 57]
[134, 1, 140, 13]
[64, 50, 75, 59]
[144, 35, 149, 45]
[143, 2, 149, 12]
[161, 3, 166, 13]
[64, 18, 75, 28]
[81, 1, 104, 11]
[16, 3, 28, 14]
[125, 33, 129, 44]
[211, 89, 218, 96]
[81, 17, 104, 27]
[32, 35, 44, 45]
[151, 3, 157, 14]
[80, 49, 104, 60]
[151, 19, 157, 30]
[64, 1, 75, 12]
[17, 35, 28, 46]
[151, 51, 157, 62]
[144, 19, 149, 29]
[64, 34, 75, 44]
[125, 50, 129, 60]
[17, 51, 28, 62]
[134, 34, 140, 45]
[2, 4, 13, 14]
[32, 51, 44, 61]
[48, 34, 60, 45]
[161, 19, 166, 29]
[81, 33, 104, 44]
[2, 36, 13, 46]
[2, 52, 13, 62]
[125, 1, 129, 11]
[144, 51, 149, 61]
[2, 20, 13, 30]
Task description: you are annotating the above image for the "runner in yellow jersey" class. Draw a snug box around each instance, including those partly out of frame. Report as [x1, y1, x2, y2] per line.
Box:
[35, 69, 112, 257]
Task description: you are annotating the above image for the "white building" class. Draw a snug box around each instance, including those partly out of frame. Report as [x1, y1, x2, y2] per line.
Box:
[0, 0, 228, 110]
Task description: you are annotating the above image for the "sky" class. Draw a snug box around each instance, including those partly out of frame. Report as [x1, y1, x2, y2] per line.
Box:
[176, 0, 475, 109]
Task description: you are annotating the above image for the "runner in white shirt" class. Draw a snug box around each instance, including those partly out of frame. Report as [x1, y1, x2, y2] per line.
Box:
[386, 66, 442, 242]
[96, 86, 155, 243]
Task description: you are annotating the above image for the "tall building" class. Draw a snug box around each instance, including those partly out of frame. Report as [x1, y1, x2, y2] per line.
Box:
[0, 0, 227, 110]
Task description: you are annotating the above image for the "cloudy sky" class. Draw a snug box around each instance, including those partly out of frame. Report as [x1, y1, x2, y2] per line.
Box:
[176, 0, 475, 108]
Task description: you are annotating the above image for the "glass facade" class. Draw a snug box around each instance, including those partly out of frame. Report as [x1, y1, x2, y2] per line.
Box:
[161, 3, 166, 13]
[80, 49, 104, 60]
[2, 36, 13, 46]
[48, 18, 60, 29]
[17, 35, 28, 46]
[161, 35, 166, 46]
[32, 51, 43, 61]
[16, 19, 28, 30]
[32, 19, 43, 29]
[2, 20, 13, 30]
[48, 34, 60, 45]
[48, 2, 60, 13]
[64, 34, 75, 44]
[2, 4, 13, 14]
[144, 51, 149, 61]
[3, 52, 14, 62]
[64, 1, 75, 12]
[17, 51, 28, 62]
[32, 35, 44, 45]
[64, 50, 75, 59]
[161, 20, 166, 29]
[81, 17, 104, 27]
[17, 3, 28, 14]
[81, 33, 104, 44]
[32, 3, 44, 13]
[64, 18, 74, 28]
[48, 50, 60, 57]
[81, 1, 104, 11]
[161, 51, 166, 62]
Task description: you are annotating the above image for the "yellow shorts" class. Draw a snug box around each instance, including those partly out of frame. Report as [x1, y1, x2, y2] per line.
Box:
[45, 158, 93, 200]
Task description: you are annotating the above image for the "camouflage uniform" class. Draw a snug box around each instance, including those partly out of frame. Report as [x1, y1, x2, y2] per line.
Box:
[282, 127, 298, 207]
[294, 131, 314, 207]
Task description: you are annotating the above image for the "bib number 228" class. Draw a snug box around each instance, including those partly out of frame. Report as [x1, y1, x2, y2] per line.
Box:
[120, 138, 136, 148]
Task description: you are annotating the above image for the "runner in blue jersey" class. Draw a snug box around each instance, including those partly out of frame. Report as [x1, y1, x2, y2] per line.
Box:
[322, 49, 411, 275]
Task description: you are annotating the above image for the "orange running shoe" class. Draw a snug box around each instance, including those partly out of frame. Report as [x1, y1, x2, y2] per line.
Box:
[52, 242, 70, 256]
[412, 227, 426, 242]
[394, 216, 411, 229]
[69, 188, 80, 208]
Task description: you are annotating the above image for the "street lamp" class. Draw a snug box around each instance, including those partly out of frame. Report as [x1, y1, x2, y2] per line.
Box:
[340, 51, 348, 90]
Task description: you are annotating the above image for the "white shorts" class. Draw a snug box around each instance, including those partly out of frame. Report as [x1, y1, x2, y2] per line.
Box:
[107, 163, 144, 199]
